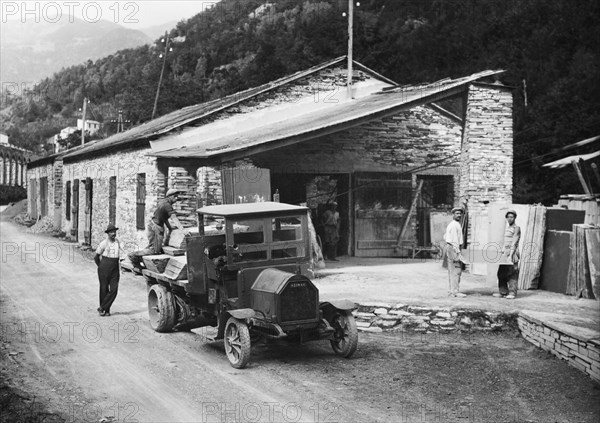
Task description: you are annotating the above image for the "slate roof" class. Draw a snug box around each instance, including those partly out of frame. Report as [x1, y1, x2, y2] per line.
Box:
[149, 70, 504, 161]
[62, 57, 393, 162]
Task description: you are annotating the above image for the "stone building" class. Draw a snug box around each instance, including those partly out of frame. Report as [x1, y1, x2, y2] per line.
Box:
[26, 153, 64, 228]
[27, 57, 514, 256]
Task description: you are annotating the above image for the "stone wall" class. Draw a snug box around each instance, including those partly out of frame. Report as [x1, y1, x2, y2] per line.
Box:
[353, 302, 517, 333]
[253, 105, 462, 175]
[62, 148, 160, 252]
[459, 84, 513, 214]
[518, 312, 600, 383]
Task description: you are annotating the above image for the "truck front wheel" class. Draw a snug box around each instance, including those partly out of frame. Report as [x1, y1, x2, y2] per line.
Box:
[224, 317, 251, 369]
[148, 285, 176, 332]
[330, 311, 358, 358]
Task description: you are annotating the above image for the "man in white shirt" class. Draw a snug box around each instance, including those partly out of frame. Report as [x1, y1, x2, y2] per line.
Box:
[444, 207, 466, 297]
[493, 209, 521, 299]
[95, 224, 124, 316]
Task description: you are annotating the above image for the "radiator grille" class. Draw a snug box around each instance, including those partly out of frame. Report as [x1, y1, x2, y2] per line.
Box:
[280, 280, 317, 322]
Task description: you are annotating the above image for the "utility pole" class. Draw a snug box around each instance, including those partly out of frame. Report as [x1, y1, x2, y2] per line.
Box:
[152, 32, 171, 120]
[346, 1, 358, 99]
[81, 97, 87, 145]
[347, 0, 353, 99]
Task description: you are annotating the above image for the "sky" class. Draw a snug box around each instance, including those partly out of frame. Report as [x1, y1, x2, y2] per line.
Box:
[0, 0, 219, 28]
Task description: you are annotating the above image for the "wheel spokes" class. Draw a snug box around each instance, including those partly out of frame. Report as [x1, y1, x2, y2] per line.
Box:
[226, 327, 242, 361]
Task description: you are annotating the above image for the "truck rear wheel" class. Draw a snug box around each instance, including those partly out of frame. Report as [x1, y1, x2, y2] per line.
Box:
[148, 285, 176, 332]
[330, 311, 358, 358]
[224, 317, 251, 369]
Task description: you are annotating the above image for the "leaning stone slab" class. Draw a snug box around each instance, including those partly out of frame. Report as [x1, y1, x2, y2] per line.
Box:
[142, 254, 171, 273]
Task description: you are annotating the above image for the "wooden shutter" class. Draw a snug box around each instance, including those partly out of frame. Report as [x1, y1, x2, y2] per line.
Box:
[109, 176, 117, 225]
[65, 181, 71, 221]
[136, 173, 146, 229]
[40, 177, 48, 217]
[30, 178, 37, 218]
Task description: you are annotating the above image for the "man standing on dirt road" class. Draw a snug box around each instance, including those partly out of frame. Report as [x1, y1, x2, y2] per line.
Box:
[494, 209, 521, 299]
[128, 188, 183, 269]
[95, 224, 125, 316]
[444, 207, 467, 297]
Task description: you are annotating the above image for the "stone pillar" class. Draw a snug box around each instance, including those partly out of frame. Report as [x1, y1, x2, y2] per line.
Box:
[16, 162, 22, 186]
[459, 83, 513, 215]
[168, 166, 198, 228]
[10, 158, 15, 186]
[196, 166, 223, 207]
[0, 157, 4, 185]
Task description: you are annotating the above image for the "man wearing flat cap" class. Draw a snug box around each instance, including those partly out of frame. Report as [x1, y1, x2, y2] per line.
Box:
[128, 188, 184, 270]
[95, 224, 125, 316]
[494, 209, 520, 299]
[443, 206, 467, 297]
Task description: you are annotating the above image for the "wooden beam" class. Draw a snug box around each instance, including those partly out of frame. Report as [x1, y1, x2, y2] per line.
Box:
[395, 179, 424, 247]
[572, 159, 592, 195]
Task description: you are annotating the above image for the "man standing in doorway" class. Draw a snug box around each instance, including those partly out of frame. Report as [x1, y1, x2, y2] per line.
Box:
[128, 188, 184, 269]
[321, 201, 340, 261]
[444, 206, 467, 297]
[494, 209, 520, 299]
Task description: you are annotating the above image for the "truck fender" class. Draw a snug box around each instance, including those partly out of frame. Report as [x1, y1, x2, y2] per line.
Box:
[227, 309, 257, 320]
[319, 300, 357, 312]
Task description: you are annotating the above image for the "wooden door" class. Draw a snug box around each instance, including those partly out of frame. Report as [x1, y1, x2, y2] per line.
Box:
[72, 180, 79, 239]
[84, 178, 93, 245]
[30, 178, 38, 218]
[353, 172, 412, 257]
[109, 176, 117, 225]
[39, 177, 48, 217]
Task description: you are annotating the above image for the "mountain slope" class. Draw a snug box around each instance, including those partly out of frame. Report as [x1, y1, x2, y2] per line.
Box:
[0, 17, 152, 83]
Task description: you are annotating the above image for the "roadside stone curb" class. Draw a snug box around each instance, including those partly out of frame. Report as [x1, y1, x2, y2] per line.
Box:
[353, 304, 518, 333]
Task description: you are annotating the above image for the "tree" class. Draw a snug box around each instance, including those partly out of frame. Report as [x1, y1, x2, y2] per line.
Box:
[56, 130, 101, 150]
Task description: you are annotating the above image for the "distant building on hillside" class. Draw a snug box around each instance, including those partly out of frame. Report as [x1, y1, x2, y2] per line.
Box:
[47, 119, 102, 153]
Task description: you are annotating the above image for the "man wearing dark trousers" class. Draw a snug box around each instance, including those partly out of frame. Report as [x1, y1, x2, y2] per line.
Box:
[494, 209, 521, 299]
[95, 224, 124, 316]
[128, 188, 183, 269]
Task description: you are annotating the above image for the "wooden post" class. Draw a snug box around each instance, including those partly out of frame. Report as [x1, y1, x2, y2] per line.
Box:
[347, 0, 353, 99]
[395, 179, 424, 248]
[152, 32, 170, 120]
[572, 159, 592, 195]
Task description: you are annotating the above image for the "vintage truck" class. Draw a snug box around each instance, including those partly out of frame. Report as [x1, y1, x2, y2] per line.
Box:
[143, 202, 358, 368]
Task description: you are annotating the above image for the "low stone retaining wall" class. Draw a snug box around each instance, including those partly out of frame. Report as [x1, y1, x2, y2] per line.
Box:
[352, 302, 518, 333]
[517, 312, 600, 384]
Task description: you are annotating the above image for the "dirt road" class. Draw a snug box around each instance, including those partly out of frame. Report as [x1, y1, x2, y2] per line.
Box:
[1, 221, 599, 423]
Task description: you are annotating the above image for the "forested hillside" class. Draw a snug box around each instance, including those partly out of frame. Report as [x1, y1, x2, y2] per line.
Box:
[1, 0, 598, 203]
